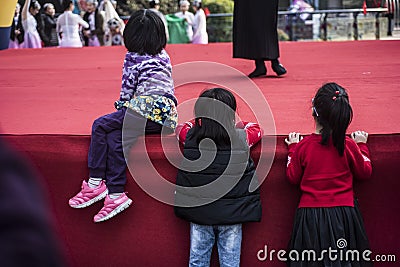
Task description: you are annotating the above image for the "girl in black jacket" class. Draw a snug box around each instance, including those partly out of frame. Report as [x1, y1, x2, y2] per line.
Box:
[9, 3, 24, 49]
[175, 88, 263, 267]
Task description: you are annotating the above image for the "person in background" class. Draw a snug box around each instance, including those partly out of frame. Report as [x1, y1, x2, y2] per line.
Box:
[174, 0, 194, 42]
[148, 0, 169, 41]
[82, 0, 105, 46]
[0, 137, 66, 267]
[21, 0, 42, 48]
[288, 0, 314, 21]
[385, 0, 395, 36]
[175, 88, 262, 267]
[192, 0, 208, 44]
[56, 0, 89, 47]
[38, 3, 59, 47]
[79, 0, 88, 14]
[285, 82, 372, 266]
[233, 0, 287, 78]
[37, 0, 61, 15]
[37, 0, 78, 16]
[72, 0, 81, 15]
[9, 3, 24, 49]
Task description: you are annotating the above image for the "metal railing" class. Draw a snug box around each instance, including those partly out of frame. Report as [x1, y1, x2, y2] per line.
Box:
[121, 8, 390, 42]
[285, 8, 388, 40]
[206, 8, 388, 41]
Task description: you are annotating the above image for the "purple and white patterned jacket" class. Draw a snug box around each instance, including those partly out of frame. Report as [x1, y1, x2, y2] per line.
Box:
[119, 49, 174, 101]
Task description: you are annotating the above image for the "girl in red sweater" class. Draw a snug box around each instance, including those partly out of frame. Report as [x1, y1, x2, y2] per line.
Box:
[285, 82, 372, 267]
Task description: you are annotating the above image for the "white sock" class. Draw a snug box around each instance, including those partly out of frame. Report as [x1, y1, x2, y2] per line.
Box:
[109, 193, 122, 199]
[88, 177, 102, 188]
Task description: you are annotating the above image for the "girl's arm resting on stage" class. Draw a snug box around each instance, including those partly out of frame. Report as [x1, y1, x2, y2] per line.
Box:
[175, 120, 195, 144]
[236, 121, 263, 148]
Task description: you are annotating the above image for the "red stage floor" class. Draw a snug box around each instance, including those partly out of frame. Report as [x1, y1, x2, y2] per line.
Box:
[1, 42, 400, 267]
[1, 41, 400, 135]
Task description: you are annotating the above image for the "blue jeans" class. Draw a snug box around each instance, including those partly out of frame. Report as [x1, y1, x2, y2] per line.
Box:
[189, 222, 242, 267]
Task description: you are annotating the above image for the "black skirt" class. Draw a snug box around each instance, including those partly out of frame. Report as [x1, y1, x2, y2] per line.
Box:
[288, 200, 372, 267]
[232, 0, 280, 60]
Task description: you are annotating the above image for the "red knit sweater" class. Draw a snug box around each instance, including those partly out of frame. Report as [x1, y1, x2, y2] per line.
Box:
[286, 134, 372, 208]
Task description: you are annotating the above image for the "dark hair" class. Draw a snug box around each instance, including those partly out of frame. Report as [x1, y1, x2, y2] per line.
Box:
[312, 82, 353, 156]
[62, 0, 73, 11]
[43, 3, 53, 12]
[30, 1, 41, 10]
[193, 1, 202, 8]
[123, 9, 166, 55]
[149, 1, 158, 8]
[192, 88, 237, 147]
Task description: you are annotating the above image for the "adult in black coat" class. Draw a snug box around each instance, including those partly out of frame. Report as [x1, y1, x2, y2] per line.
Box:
[233, 0, 287, 78]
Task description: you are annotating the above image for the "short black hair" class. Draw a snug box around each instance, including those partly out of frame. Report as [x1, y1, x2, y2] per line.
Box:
[149, 1, 159, 8]
[193, 1, 202, 8]
[62, 0, 73, 11]
[123, 9, 167, 55]
[30, 1, 41, 10]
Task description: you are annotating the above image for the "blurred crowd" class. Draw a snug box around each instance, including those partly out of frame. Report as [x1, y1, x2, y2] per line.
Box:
[9, 0, 208, 49]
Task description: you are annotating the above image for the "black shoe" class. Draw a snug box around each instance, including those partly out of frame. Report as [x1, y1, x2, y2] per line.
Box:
[248, 67, 267, 78]
[248, 59, 267, 78]
[271, 60, 287, 76]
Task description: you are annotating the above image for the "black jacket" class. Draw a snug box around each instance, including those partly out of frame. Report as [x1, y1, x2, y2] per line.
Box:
[174, 129, 262, 225]
[10, 14, 24, 44]
[38, 13, 58, 47]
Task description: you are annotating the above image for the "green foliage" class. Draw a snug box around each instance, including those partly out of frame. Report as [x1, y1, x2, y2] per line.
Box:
[121, 0, 290, 43]
[202, 0, 234, 42]
[123, 0, 235, 14]
[278, 29, 290, 41]
[207, 16, 233, 42]
[202, 0, 234, 14]
[125, 0, 180, 15]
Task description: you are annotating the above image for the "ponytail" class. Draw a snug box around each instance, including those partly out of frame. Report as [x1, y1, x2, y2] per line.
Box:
[330, 94, 353, 155]
[313, 83, 353, 156]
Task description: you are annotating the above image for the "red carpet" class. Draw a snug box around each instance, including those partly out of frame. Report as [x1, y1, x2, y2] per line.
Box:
[1, 41, 400, 135]
[1, 41, 400, 266]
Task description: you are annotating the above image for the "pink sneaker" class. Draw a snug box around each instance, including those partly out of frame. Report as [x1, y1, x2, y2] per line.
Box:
[69, 180, 108, 208]
[93, 193, 132, 223]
